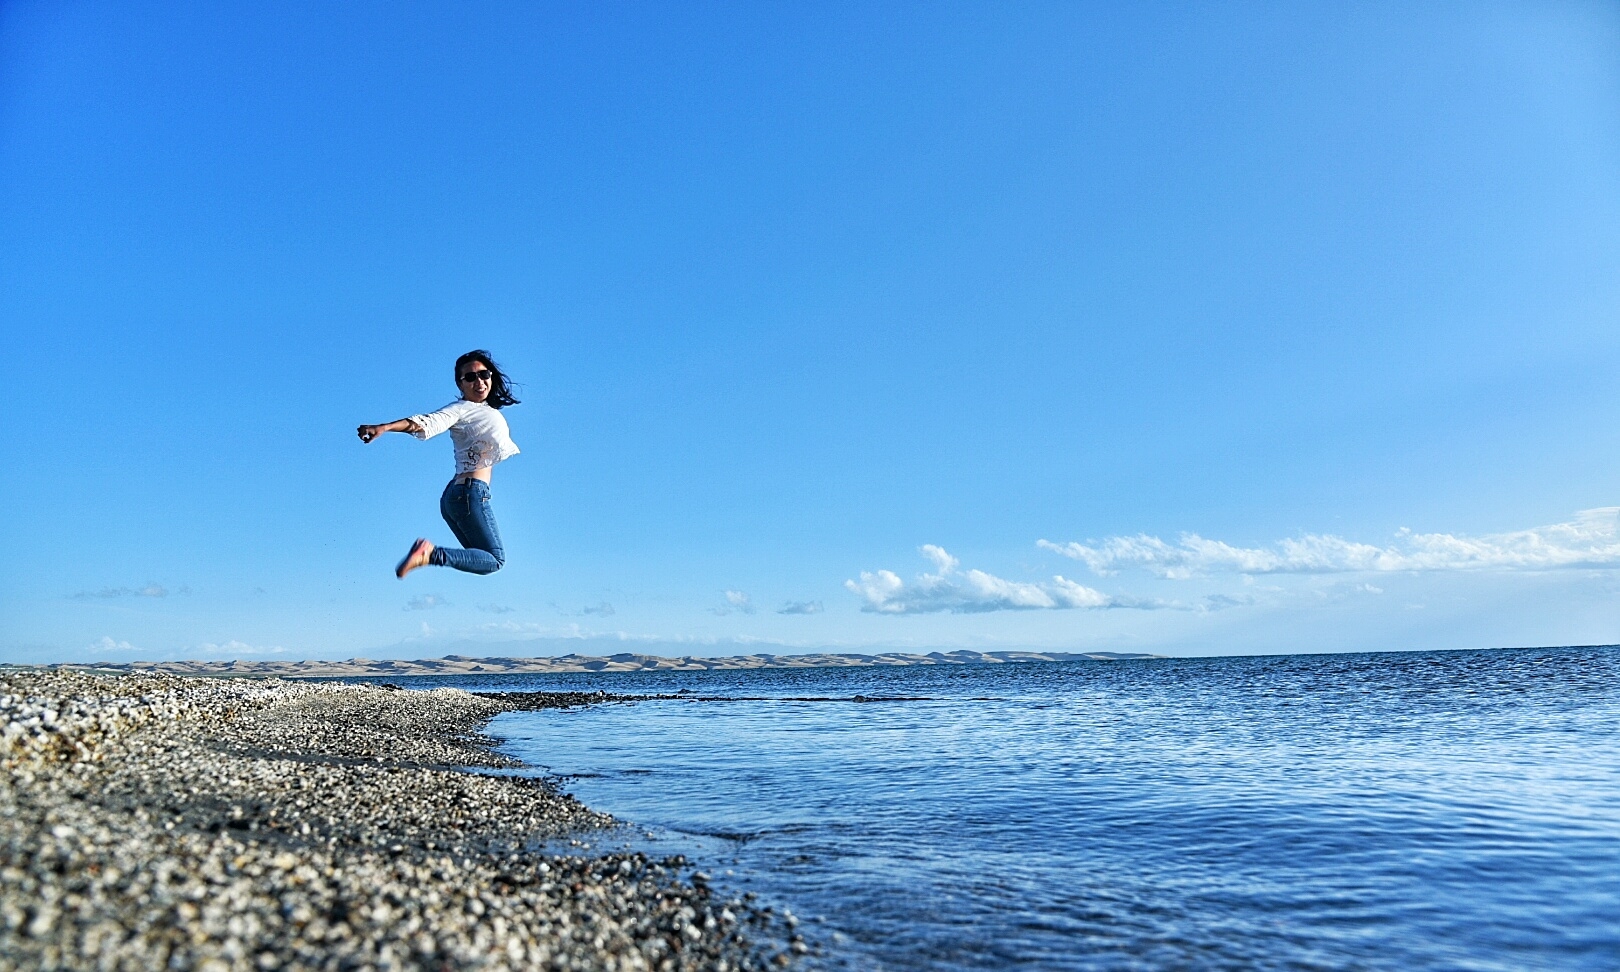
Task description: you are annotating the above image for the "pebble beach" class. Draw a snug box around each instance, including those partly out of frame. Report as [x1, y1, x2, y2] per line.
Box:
[0, 671, 787, 972]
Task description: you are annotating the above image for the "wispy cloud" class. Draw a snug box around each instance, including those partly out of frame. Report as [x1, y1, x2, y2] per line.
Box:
[712, 590, 756, 616]
[406, 594, 450, 611]
[88, 636, 139, 653]
[1040, 508, 1620, 578]
[846, 545, 1168, 615]
[1203, 593, 1257, 611]
[778, 600, 824, 615]
[195, 640, 288, 656]
[479, 603, 516, 614]
[549, 601, 617, 618]
[88, 636, 286, 658]
[72, 582, 185, 600]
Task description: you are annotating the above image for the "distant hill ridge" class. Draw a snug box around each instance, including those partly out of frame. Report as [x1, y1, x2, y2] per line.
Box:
[57, 649, 1162, 678]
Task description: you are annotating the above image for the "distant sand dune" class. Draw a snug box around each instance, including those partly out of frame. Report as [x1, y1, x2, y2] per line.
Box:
[51, 649, 1162, 678]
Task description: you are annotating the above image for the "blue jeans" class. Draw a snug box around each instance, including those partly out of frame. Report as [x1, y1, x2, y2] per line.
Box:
[430, 480, 505, 574]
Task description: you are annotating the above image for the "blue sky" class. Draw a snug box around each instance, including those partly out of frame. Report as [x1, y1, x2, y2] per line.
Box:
[4, 1, 1619, 663]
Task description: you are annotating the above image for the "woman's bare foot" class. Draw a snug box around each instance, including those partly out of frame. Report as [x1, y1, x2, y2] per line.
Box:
[396, 538, 435, 578]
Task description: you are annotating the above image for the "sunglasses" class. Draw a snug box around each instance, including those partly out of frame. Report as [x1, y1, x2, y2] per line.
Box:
[458, 369, 493, 384]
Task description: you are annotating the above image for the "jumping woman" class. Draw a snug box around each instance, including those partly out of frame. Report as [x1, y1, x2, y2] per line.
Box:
[357, 350, 521, 579]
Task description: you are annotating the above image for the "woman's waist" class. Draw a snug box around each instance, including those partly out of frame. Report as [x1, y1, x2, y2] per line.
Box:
[448, 426, 517, 449]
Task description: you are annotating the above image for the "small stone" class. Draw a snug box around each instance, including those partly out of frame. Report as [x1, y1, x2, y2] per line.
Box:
[0, 671, 780, 971]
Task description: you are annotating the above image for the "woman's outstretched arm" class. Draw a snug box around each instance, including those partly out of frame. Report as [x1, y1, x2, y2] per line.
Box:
[357, 418, 423, 443]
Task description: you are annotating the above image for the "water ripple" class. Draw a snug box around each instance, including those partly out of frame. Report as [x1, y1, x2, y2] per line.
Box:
[406, 646, 1620, 971]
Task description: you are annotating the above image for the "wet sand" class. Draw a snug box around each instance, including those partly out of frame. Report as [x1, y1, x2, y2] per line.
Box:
[0, 672, 790, 971]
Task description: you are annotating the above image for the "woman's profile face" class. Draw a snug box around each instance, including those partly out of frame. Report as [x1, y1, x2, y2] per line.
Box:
[456, 360, 494, 403]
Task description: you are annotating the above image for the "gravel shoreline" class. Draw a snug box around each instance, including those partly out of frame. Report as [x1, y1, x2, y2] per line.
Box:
[1, 672, 791, 971]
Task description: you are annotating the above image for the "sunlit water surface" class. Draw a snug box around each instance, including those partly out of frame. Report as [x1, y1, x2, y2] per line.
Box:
[387, 647, 1620, 971]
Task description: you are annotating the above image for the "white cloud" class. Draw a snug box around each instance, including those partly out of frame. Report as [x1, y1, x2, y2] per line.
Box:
[547, 601, 618, 618]
[195, 640, 287, 656]
[778, 600, 824, 615]
[1202, 593, 1255, 611]
[1040, 508, 1620, 578]
[479, 603, 516, 614]
[88, 636, 139, 653]
[712, 590, 756, 616]
[845, 545, 1167, 614]
[88, 636, 284, 658]
[406, 594, 450, 611]
[73, 582, 183, 600]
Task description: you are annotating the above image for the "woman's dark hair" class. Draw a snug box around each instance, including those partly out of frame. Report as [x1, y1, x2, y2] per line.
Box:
[455, 349, 520, 408]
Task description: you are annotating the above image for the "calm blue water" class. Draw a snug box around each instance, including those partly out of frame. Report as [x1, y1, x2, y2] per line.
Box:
[388, 647, 1620, 971]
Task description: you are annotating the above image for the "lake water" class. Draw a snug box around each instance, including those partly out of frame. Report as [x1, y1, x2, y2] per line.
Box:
[391, 647, 1620, 971]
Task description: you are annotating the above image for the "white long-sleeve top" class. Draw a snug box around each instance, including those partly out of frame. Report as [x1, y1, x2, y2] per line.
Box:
[407, 400, 520, 474]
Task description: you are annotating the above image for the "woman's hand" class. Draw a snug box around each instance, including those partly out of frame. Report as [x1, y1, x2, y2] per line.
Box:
[358, 418, 421, 443]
